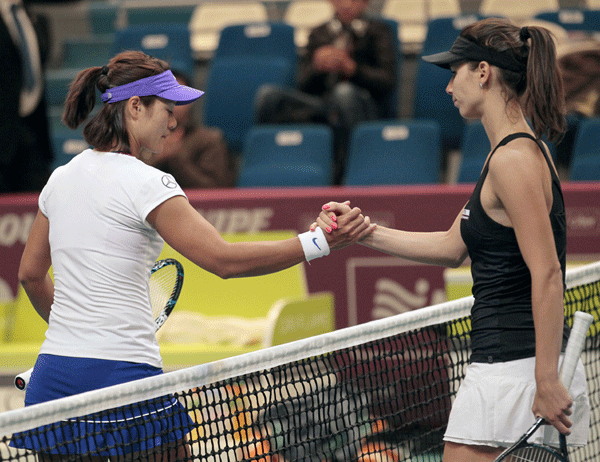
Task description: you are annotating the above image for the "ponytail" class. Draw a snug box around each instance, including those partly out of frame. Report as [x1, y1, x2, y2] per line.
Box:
[62, 66, 104, 129]
[521, 26, 566, 142]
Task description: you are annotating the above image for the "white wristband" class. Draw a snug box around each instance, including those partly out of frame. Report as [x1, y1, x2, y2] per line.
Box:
[298, 227, 330, 262]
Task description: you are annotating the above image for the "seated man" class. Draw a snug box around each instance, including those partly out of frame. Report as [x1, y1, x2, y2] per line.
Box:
[255, 0, 396, 184]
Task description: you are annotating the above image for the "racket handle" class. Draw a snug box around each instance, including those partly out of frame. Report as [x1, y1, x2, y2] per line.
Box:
[15, 367, 33, 391]
[559, 311, 594, 389]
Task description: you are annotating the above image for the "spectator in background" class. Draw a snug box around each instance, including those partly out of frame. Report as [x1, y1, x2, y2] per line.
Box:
[141, 69, 236, 188]
[254, 0, 396, 184]
[0, 0, 53, 193]
[555, 41, 600, 180]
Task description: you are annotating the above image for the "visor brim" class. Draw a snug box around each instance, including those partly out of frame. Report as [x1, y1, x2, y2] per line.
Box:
[421, 51, 463, 69]
[158, 84, 205, 106]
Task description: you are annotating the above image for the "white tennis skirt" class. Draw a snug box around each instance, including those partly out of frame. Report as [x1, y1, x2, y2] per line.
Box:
[444, 355, 590, 448]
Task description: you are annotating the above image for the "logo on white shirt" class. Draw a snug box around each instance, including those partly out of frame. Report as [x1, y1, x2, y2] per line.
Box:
[161, 175, 177, 189]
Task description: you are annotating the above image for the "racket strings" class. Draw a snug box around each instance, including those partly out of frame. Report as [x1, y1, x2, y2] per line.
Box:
[149, 264, 178, 319]
[507, 447, 565, 462]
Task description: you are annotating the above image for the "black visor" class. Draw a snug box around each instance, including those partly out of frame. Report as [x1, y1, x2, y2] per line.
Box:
[422, 36, 526, 73]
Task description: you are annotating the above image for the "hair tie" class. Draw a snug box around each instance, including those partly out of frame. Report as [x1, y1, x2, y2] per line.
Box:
[519, 26, 530, 42]
[101, 65, 109, 76]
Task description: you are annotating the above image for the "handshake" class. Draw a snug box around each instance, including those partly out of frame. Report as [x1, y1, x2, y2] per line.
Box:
[298, 200, 376, 262]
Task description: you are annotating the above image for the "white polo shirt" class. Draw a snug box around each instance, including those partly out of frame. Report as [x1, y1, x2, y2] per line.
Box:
[38, 149, 186, 368]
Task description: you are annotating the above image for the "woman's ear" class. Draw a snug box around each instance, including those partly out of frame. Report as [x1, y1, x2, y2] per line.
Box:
[126, 96, 142, 119]
[478, 61, 492, 84]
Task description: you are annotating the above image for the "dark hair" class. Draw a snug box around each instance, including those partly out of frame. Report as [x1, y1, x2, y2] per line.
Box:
[461, 18, 566, 142]
[62, 51, 170, 152]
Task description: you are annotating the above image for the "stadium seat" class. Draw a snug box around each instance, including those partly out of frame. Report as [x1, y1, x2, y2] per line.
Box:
[113, 23, 194, 77]
[124, 5, 195, 26]
[87, 1, 119, 35]
[535, 9, 600, 34]
[45, 68, 80, 108]
[203, 56, 296, 153]
[263, 292, 334, 347]
[213, 22, 297, 63]
[238, 124, 334, 187]
[457, 121, 489, 183]
[189, 1, 269, 60]
[413, 15, 480, 152]
[569, 118, 600, 181]
[61, 35, 114, 69]
[283, 0, 335, 48]
[479, 0, 559, 23]
[343, 120, 441, 185]
[457, 121, 558, 183]
[381, 0, 461, 51]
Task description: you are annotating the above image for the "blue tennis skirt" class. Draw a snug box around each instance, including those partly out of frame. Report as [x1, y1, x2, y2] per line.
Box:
[11, 354, 194, 456]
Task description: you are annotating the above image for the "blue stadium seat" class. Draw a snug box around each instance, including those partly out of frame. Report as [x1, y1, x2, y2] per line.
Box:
[45, 68, 80, 108]
[570, 118, 600, 181]
[457, 121, 489, 183]
[343, 120, 441, 185]
[189, 2, 270, 60]
[213, 22, 297, 62]
[536, 9, 600, 33]
[124, 6, 195, 27]
[203, 56, 296, 153]
[238, 124, 334, 187]
[88, 2, 119, 35]
[61, 35, 114, 68]
[113, 23, 194, 76]
[458, 121, 558, 183]
[413, 15, 481, 152]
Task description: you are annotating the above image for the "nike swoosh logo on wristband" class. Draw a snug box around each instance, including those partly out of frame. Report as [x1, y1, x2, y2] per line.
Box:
[312, 237, 321, 250]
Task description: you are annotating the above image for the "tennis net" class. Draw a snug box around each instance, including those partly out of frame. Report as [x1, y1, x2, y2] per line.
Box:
[1, 261, 599, 462]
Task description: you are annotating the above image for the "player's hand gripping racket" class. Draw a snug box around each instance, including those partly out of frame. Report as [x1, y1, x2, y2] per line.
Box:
[494, 311, 594, 462]
[14, 258, 184, 391]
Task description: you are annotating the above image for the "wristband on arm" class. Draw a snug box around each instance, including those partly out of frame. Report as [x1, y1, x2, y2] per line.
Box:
[298, 227, 330, 262]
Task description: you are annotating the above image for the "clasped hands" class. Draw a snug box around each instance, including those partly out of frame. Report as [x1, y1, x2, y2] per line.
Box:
[313, 46, 357, 77]
[310, 201, 375, 250]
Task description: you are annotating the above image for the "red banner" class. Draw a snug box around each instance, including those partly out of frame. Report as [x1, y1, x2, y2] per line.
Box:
[1, 183, 599, 328]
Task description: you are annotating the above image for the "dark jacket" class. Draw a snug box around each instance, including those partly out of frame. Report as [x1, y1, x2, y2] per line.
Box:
[298, 16, 397, 104]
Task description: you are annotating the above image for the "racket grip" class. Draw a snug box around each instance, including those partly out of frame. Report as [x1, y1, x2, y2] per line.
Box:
[559, 311, 594, 389]
[15, 367, 33, 391]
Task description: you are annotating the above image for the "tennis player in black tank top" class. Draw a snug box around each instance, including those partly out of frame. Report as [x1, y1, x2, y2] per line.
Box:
[313, 17, 590, 462]
[462, 132, 569, 366]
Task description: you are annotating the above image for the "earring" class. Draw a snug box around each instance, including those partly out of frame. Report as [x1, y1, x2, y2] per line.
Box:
[479, 82, 483, 89]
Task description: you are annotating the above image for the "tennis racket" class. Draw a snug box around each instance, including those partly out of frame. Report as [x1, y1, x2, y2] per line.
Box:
[14, 258, 184, 391]
[494, 311, 594, 462]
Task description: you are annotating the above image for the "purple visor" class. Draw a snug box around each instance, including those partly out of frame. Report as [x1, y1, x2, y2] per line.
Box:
[100, 70, 204, 106]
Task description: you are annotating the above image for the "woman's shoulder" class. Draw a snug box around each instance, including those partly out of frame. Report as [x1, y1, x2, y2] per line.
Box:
[488, 135, 548, 182]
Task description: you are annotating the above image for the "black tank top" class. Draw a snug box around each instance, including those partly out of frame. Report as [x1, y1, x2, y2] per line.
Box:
[460, 133, 569, 363]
